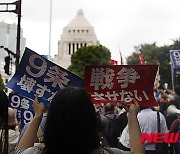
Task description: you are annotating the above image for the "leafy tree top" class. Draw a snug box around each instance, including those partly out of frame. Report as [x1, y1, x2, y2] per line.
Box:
[68, 45, 111, 78]
[126, 38, 180, 88]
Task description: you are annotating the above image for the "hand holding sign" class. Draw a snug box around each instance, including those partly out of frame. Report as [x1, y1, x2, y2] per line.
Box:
[33, 94, 45, 117]
[122, 99, 140, 117]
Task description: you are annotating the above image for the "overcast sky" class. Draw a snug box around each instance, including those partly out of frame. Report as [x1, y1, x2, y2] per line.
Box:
[1, 0, 180, 63]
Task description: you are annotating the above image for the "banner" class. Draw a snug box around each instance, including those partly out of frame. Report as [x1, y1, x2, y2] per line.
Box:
[170, 50, 180, 69]
[84, 65, 158, 106]
[8, 93, 34, 128]
[6, 48, 83, 106]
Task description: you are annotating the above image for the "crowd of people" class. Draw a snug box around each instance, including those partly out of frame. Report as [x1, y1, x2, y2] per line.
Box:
[1, 84, 180, 154]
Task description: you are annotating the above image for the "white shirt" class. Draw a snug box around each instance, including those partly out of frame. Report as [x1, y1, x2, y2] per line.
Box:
[119, 108, 168, 151]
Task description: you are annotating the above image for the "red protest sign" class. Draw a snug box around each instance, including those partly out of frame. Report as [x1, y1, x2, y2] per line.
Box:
[84, 65, 158, 106]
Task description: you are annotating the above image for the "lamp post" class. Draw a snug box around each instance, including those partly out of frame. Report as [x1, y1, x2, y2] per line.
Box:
[48, 0, 52, 60]
[0, 0, 21, 71]
[15, 0, 21, 70]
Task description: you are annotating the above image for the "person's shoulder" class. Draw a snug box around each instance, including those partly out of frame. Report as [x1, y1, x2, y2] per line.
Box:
[109, 147, 133, 154]
[16, 146, 43, 154]
[91, 147, 133, 154]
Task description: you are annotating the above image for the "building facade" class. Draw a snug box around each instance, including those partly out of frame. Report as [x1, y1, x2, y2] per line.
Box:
[54, 9, 99, 69]
[0, 21, 26, 92]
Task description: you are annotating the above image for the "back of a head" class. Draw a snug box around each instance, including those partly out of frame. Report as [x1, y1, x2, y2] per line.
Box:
[8, 107, 17, 129]
[104, 103, 114, 114]
[0, 90, 8, 154]
[44, 87, 99, 154]
[174, 85, 180, 96]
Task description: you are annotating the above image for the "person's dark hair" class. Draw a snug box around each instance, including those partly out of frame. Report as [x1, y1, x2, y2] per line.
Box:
[140, 106, 156, 111]
[174, 85, 180, 96]
[0, 90, 8, 154]
[44, 87, 99, 154]
[104, 103, 114, 113]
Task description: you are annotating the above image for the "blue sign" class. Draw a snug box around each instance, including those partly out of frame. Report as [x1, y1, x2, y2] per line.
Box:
[170, 50, 180, 69]
[7, 48, 83, 106]
[8, 93, 34, 128]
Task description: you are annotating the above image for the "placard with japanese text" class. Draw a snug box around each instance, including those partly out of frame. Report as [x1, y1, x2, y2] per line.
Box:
[84, 65, 158, 106]
[170, 50, 180, 69]
[8, 93, 34, 128]
[6, 48, 83, 106]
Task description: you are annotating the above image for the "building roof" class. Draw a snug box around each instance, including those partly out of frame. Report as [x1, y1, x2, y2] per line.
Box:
[66, 9, 93, 28]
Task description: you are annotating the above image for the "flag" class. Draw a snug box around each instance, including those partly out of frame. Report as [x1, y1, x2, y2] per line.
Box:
[134, 46, 145, 65]
[137, 52, 145, 65]
[118, 47, 124, 65]
[119, 51, 124, 65]
[154, 64, 159, 89]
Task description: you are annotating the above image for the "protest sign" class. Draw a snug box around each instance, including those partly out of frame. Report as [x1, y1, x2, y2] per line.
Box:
[170, 50, 180, 69]
[6, 48, 83, 106]
[84, 65, 158, 106]
[169, 50, 180, 88]
[8, 93, 34, 128]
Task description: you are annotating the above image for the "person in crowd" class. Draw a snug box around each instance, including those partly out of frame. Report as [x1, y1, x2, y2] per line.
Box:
[167, 85, 180, 115]
[101, 102, 118, 147]
[17, 87, 145, 154]
[157, 84, 174, 115]
[0, 89, 9, 154]
[119, 106, 168, 154]
[116, 107, 128, 147]
[169, 117, 180, 154]
[165, 85, 180, 130]
[93, 104, 104, 146]
[8, 107, 20, 154]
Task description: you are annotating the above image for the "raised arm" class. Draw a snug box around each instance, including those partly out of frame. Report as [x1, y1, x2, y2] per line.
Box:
[17, 95, 45, 150]
[123, 99, 145, 154]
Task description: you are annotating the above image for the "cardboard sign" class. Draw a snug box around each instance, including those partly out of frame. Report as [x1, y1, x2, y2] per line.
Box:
[170, 50, 180, 69]
[84, 65, 158, 106]
[8, 93, 34, 128]
[6, 48, 83, 106]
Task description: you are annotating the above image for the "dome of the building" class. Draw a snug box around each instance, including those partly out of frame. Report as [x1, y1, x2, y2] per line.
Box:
[66, 9, 92, 28]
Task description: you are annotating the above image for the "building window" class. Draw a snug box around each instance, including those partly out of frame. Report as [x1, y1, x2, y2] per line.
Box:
[69, 30, 71, 33]
[69, 43, 71, 55]
[82, 30, 84, 33]
[86, 30, 88, 33]
[72, 43, 75, 53]
[77, 30, 80, 33]
[73, 30, 75, 33]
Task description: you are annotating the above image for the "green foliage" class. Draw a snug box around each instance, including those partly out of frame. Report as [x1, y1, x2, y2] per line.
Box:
[68, 45, 111, 78]
[126, 38, 180, 88]
[0, 73, 5, 89]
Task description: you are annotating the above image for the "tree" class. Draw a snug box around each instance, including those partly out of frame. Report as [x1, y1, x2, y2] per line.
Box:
[0, 73, 5, 89]
[126, 39, 180, 88]
[68, 45, 111, 78]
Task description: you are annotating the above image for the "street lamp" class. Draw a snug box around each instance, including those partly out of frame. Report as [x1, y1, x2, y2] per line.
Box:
[0, 0, 21, 71]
